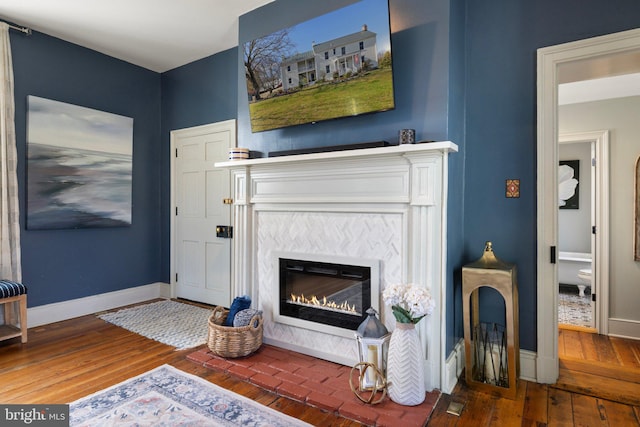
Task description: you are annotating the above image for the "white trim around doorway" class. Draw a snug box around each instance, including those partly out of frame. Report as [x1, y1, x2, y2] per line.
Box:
[537, 28, 640, 384]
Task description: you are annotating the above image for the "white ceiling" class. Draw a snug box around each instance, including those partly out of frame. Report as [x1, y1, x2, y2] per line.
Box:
[558, 49, 640, 105]
[0, 0, 274, 72]
[559, 73, 640, 105]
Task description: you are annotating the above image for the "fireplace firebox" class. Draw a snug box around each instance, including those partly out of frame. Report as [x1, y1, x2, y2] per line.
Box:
[276, 255, 379, 336]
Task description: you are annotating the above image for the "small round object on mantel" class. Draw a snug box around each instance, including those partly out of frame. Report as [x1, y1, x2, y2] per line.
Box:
[228, 147, 249, 160]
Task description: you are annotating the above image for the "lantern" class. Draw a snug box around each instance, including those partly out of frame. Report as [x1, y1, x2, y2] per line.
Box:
[462, 241, 520, 399]
[354, 307, 390, 391]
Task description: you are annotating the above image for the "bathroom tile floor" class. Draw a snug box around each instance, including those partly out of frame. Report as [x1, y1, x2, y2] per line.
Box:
[558, 288, 592, 328]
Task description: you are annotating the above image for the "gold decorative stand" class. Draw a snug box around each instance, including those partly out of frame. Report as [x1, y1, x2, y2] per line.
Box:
[462, 242, 519, 399]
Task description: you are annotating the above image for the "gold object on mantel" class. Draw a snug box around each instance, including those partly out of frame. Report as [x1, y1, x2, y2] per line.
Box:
[462, 241, 520, 399]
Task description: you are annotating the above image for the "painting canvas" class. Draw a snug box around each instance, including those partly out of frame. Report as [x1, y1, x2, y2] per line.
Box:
[27, 96, 133, 230]
[559, 160, 580, 209]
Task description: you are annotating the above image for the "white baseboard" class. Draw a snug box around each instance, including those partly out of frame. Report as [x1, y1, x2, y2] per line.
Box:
[443, 342, 539, 393]
[443, 338, 465, 394]
[608, 318, 640, 340]
[519, 349, 537, 382]
[27, 282, 171, 328]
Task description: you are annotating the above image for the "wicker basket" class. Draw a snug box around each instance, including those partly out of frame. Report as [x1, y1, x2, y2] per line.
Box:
[207, 306, 263, 358]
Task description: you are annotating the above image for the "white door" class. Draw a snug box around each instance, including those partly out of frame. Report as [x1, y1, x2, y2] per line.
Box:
[171, 120, 236, 307]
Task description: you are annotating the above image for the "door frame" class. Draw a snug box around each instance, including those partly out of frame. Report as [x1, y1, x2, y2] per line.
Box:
[169, 120, 237, 301]
[559, 130, 609, 333]
[536, 28, 640, 383]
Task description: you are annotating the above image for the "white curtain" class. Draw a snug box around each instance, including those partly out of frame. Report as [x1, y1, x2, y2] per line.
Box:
[0, 23, 22, 282]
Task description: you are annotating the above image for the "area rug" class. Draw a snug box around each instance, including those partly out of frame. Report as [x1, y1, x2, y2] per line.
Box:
[558, 290, 591, 328]
[98, 300, 211, 350]
[70, 364, 311, 427]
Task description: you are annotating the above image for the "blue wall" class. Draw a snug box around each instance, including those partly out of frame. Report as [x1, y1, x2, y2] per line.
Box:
[11, 31, 162, 307]
[446, 0, 466, 356]
[160, 49, 239, 280]
[160, 48, 238, 129]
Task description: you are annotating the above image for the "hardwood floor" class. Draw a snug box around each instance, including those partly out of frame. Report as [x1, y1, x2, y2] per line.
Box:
[556, 328, 640, 407]
[1, 305, 639, 426]
[429, 328, 640, 426]
[0, 311, 361, 426]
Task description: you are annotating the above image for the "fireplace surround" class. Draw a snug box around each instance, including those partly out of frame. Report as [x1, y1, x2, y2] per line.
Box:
[216, 142, 457, 391]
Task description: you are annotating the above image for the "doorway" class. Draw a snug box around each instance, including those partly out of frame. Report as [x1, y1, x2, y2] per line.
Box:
[170, 120, 236, 307]
[557, 132, 608, 332]
[536, 28, 640, 384]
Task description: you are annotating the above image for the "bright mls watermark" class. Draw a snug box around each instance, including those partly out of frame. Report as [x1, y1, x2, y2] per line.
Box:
[0, 405, 68, 426]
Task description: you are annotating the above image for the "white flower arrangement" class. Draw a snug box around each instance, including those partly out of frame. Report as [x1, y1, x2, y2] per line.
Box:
[382, 283, 435, 324]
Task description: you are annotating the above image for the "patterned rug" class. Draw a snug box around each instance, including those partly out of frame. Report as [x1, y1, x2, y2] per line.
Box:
[98, 300, 211, 350]
[558, 290, 592, 328]
[70, 364, 310, 426]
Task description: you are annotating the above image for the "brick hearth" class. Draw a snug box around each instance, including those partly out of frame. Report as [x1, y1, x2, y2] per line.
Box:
[187, 344, 439, 426]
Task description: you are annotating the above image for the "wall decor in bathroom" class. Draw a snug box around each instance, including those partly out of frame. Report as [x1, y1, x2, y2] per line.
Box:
[559, 160, 579, 209]
[635, 156, 640, 261]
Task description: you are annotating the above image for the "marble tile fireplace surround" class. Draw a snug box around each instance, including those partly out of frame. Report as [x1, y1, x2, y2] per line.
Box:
[216, 141, 457, 391]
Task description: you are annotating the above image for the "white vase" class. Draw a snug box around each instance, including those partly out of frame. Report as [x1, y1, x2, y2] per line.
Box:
[386, 322, 425, 405]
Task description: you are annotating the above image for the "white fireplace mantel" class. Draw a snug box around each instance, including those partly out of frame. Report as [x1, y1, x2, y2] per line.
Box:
[216, 141, 457, 391]
[215, 141, 457, 168]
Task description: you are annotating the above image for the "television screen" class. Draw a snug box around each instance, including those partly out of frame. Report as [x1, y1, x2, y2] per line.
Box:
[243, 0, 394, 133]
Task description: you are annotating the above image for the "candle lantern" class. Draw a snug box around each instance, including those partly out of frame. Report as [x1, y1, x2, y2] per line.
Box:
[462, 241, 520, 399]
[354, 307, 390, 391]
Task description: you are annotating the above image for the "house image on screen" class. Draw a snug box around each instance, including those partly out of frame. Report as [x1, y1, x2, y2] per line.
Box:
[281, 25, 378, 91]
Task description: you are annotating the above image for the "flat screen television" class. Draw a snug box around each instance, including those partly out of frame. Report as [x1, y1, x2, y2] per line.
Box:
[243, 0, 394, 133]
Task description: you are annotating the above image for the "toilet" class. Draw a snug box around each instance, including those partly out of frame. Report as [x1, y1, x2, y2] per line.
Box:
[577, 268, 592, 297]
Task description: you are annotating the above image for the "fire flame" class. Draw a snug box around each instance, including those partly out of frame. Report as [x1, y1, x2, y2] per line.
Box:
[289, 293, 359, 315]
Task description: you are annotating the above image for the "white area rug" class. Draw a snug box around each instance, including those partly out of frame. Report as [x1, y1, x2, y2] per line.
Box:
[70, 364, 311, 427]
[98, 300, 211, 350]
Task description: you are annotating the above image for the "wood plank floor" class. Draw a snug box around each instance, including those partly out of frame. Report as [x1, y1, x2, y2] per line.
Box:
[429, 328, 640, 426]
[0, 310, 362, 426]
[1, 304, 639, 426]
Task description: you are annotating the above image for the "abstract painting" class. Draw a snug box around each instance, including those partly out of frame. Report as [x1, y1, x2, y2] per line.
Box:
[559, 160, 579, 209]
[27, 96, 133, 229]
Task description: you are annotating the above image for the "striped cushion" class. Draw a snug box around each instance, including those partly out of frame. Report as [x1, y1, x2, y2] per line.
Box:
[0, 280, 27, 298]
